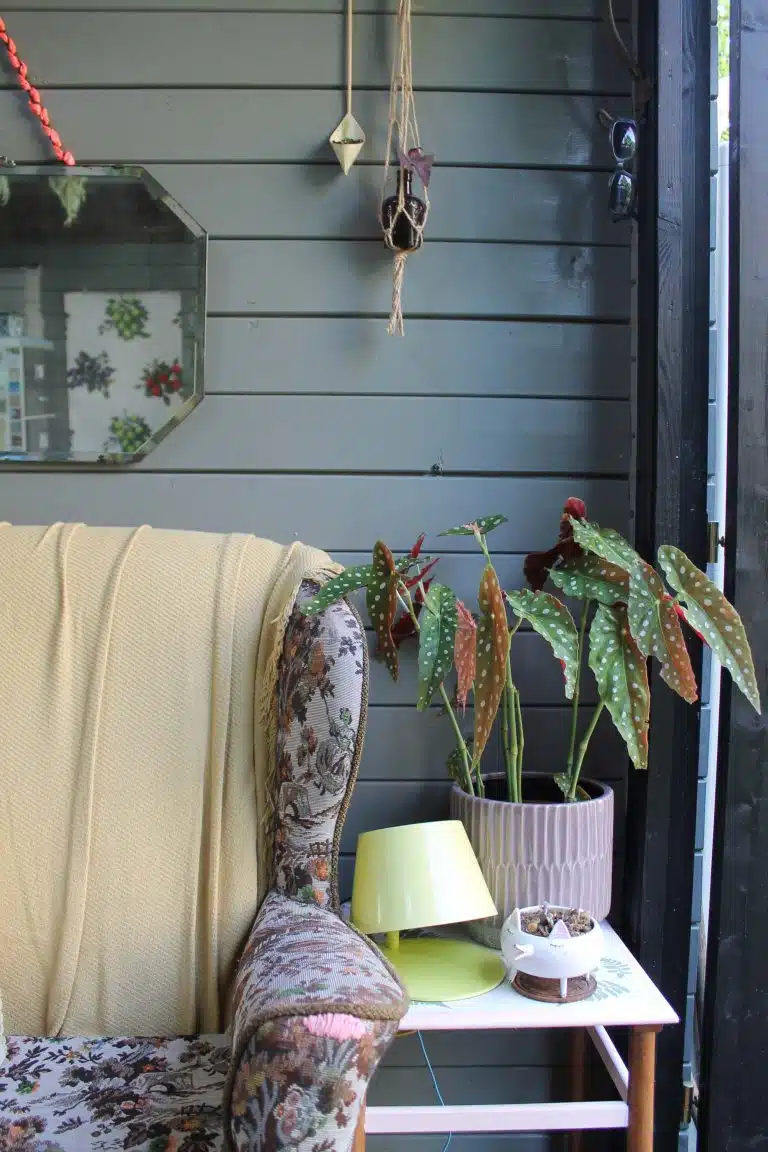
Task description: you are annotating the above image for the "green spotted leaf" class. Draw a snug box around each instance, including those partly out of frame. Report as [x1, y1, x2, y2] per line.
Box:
[366, 542, 399, 682]
[504, 588, 579, 699]
[439, 514, 508, 537]
[658, 545, 760, 712]
[550, 554, 630, 606]
[628, 561, 698, 703]
[300, 564, 373, 615]
[570, 518, 644, 574]
[416, 583, 458, 711]
[473, 565, 509, 766]
[589, 603, 650, 770]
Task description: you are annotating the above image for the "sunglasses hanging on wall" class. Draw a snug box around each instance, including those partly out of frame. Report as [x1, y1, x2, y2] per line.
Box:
[598, 109, 638, 222]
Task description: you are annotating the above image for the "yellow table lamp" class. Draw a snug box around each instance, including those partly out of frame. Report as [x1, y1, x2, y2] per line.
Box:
[351, 820, 506, 1002]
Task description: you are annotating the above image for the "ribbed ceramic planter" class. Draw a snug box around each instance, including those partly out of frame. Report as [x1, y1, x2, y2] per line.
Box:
[450, 776, 614, 949]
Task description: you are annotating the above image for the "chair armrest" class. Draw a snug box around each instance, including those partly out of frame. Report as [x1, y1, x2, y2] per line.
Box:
[224, 891, 407, 1149]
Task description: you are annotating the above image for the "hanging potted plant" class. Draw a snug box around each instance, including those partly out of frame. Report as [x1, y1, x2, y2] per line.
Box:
[298, 500, 760, 947]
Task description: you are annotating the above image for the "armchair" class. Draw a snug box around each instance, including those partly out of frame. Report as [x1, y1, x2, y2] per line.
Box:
[0, 544, 407, 1152]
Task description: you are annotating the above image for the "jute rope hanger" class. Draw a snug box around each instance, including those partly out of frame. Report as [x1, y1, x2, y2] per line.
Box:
[380, 0, 433, 336]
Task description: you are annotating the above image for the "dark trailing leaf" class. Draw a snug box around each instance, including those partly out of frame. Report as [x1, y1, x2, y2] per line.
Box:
[366, 542, 399, 681]
[473, 565, 508, 766]
[589, 603, 650, 769]
[300, 565, 373, 615]
[523, 497, 587, 591]
[417, 583, 458, 711]
[504, 589, 579, 699]
[550, 554, 629, 606]
[658, 545, 760, 712]
[439, 514, 508, 537]
[628, 561, 698, 703]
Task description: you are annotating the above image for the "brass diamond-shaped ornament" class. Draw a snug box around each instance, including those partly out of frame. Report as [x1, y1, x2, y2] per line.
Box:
[329, 113, 365, 174]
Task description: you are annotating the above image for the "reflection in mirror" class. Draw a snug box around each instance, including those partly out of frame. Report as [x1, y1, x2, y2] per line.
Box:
[0, 166, 206, 463]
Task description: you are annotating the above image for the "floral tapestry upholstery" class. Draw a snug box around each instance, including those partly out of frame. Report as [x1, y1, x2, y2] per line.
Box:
[225, 890, 407, 1146]
[228, 1017, 396, 1152]
[0, 1034, 230, 1151]
[273, 589, 367, 910]
[0, 590, 408, 1151]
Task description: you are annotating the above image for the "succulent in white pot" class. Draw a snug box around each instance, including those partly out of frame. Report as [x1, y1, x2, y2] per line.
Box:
[501, 904, 603, 1000]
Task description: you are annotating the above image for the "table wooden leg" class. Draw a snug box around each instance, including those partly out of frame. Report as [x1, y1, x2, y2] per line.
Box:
[627, 1026, 660, 1152]
[352, 1099, 366, 1151]
[568, 1028, 587, 1152]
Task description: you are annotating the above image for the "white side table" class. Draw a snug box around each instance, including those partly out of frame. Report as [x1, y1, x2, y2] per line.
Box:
[354, 923, 677, 1152]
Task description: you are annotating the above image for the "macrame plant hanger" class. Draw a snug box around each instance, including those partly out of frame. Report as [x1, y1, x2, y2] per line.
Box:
[329, 0, 365, 173]
[0, 16, 86, 224]
[380, 0, 433, 336]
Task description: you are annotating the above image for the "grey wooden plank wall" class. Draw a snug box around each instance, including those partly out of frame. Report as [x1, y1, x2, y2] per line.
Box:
[0, 3, 631, 1143]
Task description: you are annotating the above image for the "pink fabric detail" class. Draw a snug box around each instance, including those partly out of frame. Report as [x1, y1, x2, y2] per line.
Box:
[303, 1013, 367, 1041]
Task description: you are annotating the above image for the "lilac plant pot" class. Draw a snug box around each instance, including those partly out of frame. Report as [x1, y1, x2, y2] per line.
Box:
[449, 776, 614, 949]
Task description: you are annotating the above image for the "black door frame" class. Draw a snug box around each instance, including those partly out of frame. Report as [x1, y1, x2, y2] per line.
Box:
[698, 1, 768, 1147]
[623, 0, 712, 1146]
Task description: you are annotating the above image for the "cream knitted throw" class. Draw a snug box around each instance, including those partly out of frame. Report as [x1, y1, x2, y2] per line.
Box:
[0, 523, 339, 1039]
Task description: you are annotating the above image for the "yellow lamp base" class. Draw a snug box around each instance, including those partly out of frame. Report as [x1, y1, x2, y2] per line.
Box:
[379, 935, 506, 1002]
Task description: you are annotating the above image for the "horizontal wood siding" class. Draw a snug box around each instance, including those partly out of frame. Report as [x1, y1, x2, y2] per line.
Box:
[0, 4, 630, 1140]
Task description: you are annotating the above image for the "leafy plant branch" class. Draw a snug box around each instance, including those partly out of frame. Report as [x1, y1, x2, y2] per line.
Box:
[299, 501, 759, 806]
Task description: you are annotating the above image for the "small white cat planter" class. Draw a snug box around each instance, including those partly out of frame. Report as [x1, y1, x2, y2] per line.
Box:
[501, 906, 604, 1000]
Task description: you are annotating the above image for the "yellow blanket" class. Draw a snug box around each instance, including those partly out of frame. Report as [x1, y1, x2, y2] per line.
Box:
[0, 523, 339, 1037]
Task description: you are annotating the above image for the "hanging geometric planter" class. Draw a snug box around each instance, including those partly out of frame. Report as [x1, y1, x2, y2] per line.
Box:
[330, 112, 365, 175]
[380, 0, 433, 336]
[329, 0, 365, 174]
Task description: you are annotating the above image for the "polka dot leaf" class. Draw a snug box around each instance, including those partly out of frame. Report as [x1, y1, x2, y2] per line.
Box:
[299, 564, 373, 615]
[473, 564, 509, 766]
[454, 600, 478, 712]
[416, 582, 458, 711]
[588, 603, 650, 770]
[366, 541, 400, 683]
[658, 545, 761, 713]
[505, 588, 579, 699]
[550, 554, 630, 607]
[569, 517, 644, 574]
[627, 561, 698, 704]
[439, 514, 508, 537]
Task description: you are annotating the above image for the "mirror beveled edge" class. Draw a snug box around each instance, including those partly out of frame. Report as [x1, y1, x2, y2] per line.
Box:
[0, 163, 208, 467]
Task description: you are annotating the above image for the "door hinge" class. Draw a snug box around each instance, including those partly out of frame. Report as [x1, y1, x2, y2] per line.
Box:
[681, 1082, 693, 1126]
[707, 521, 725, 564]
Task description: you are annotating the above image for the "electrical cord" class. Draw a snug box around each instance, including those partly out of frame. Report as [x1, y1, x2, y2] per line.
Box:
[418, 1030, 452, 1152]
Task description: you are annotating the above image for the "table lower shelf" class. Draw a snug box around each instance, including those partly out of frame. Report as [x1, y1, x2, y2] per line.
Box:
[365, 1024, 633, 1135]
[365, 1099, 629, 1134]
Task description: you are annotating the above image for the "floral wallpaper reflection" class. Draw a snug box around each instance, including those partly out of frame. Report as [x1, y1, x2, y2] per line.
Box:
[65, 291, 189, 454]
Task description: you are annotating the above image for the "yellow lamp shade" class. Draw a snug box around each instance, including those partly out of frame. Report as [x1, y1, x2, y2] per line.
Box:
[351, 819, 497, 935]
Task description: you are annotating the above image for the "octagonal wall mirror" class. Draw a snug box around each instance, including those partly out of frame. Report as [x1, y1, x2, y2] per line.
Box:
[0, 165, 206, 463]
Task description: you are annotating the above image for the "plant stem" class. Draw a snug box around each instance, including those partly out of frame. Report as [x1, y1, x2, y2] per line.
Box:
[566, 602, 590, 786]
[506, 675, 519, 803]
[568, 700, 605, 801]
[440, 681, 476, 796]
[514, 683, 525, 802]
[501, 674, 514, 803]
[398, 580, 475, 797]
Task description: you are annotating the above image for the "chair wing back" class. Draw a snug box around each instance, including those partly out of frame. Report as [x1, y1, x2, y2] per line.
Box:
[272, 586, 368, 911]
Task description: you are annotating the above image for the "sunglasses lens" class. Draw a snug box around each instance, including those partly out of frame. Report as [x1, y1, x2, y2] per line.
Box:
[609, 170, 635, 219]
[611, 119, 637, 163]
